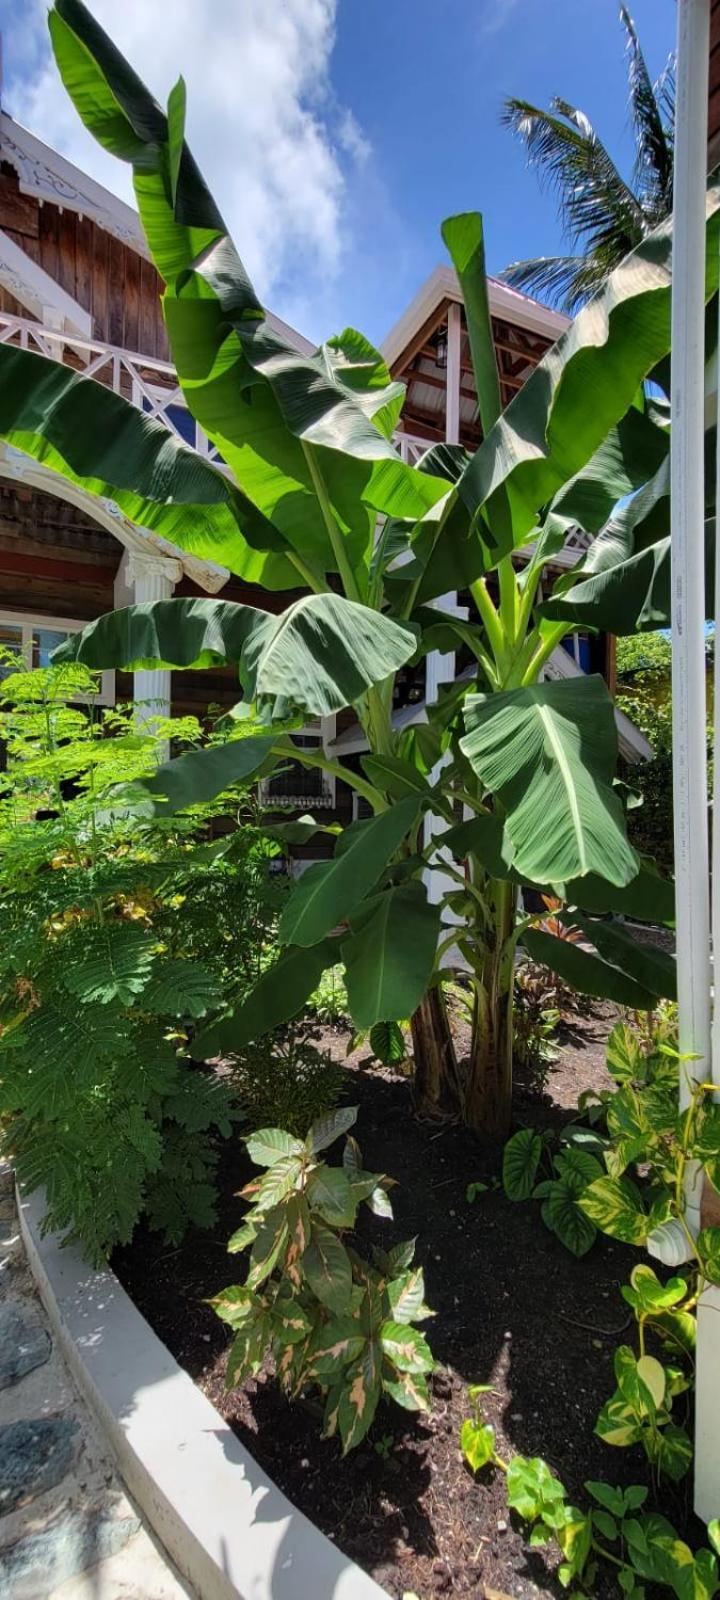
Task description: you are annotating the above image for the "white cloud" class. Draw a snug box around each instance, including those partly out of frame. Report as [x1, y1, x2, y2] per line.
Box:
[479, 0, 523, 37]
[7, 0, 370, 337]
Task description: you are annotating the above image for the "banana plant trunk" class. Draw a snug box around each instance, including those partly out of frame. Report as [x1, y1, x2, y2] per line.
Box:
[463, 879, 517, 1140]
[410, 986, 461, 1118]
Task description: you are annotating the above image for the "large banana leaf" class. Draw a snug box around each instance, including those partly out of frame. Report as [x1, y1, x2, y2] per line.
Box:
[49, 0, 446, 591]
[125, 735, 277, 816]
[193, 940, 337, 1055]
[545, 404, 669, 540]
[455, 188, 720, 568]
[53, 594, 417, 717]
[524, 923, 674, 1010]
[383, 268, 677, 610]
[341, 882, 441, 1027]
[460, 676, 638, 886]
[279, 799, 422, 947]
[0, 344, 292, 587]
[441, 215, 502, 437]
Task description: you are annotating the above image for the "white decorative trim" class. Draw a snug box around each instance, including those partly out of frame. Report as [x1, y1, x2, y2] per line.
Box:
[0, 227, 93, 337]
[19, 1183, 387, 1600]
[127, 552, 184, 587]
[0, 116, 314, 356]
[1, 112, 147, 257]
[0, 442, 229, 595]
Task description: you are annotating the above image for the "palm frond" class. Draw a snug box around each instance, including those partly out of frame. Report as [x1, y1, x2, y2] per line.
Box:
[502, 95, 645, 299]
[501, 254, 611, 316]
[620, 5, 674, 219]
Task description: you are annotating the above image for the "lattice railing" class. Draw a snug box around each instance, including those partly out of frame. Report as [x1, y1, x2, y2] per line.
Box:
[0, 311, 220, 459]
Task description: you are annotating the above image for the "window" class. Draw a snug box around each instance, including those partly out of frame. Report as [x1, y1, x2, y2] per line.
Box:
[260, 732, 335, 809]
[136, 383, 225, 465]
[0, 612, 115, 705]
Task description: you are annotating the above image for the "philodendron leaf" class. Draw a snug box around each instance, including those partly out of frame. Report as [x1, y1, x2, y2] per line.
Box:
[191, 938, 337, 1056]
[341, 881, 441, 1028]
[578, 1175, 649, 1245]
[503, 1128, 542, 1201]
[460, 676, 638, 887]
[55, 594, 418, 718]
[279, 798, 421, 948]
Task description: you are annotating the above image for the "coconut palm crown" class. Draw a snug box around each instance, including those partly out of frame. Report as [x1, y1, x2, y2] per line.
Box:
[501, 6, 675, 313]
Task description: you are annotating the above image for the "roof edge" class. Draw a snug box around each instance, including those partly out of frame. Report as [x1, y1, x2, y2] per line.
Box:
[381, 262, 569, 371]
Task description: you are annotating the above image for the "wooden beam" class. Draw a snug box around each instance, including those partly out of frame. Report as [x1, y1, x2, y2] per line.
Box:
[406, 365, 478, 403]
[391, 301, 450, 379]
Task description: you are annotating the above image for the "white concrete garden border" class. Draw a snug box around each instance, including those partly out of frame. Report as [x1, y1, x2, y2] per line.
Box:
[18, 1185, 388, 1600]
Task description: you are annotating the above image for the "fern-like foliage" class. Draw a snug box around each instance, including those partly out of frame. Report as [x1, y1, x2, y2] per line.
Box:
[0, 664, 282, 1263]
[62, 923, 157, 1006]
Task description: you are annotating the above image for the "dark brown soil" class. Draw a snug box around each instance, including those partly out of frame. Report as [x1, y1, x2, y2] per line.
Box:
[113, 1004, 698, 1600]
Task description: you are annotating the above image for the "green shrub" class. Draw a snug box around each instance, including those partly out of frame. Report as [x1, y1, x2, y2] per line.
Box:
[306, 964, 350, 1027]
[212, 1106, 435, 1452]
[0, 664, 282, 1261]
[229, 1025, 346, 1136]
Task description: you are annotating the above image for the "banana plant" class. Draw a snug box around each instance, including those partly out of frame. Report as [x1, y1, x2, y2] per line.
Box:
[5, 0, 718, 1137]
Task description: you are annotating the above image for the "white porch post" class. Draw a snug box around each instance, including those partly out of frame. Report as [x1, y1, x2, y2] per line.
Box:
[660, 0, 718, 1527]
[127, 553, 182, 724]
[425, 300, 465, 915]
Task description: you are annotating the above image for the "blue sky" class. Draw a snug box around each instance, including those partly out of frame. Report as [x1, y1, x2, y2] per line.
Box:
[4, 0, 676, 344]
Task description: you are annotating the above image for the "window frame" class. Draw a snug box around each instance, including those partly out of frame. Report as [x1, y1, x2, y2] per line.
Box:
[0, 609, 115, 705]
[259, 723, 336, 810]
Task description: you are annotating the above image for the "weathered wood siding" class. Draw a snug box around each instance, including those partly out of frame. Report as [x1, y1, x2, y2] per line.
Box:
[710, 0, 720, 170]
[0, 161, 168, 358]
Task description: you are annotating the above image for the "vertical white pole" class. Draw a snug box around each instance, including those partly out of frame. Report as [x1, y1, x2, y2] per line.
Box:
[445, 302, 462, 447]
[667, 0, 720, 1529]
[695, 267, 720, 1520]
[669, 0, 712, 1201]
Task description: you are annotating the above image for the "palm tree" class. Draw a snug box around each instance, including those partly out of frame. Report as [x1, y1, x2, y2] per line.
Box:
[501, 6, 675, 313]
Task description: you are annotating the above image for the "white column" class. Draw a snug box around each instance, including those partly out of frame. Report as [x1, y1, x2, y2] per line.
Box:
[424, 302, 466, 920]
[127, 553, 182, 724]
[659, 0, 718, 1529]
[445, 301, 462, 446]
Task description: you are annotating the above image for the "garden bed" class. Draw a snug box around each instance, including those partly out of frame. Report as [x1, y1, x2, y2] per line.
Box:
[113, 1006, 700, 1600]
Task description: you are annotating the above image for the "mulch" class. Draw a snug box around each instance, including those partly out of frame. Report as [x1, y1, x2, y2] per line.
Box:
[113, 1000, 700, 1600]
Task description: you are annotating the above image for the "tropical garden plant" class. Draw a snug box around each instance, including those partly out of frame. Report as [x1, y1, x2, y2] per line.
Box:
[461, 1013, 720, 1597]
[211, 1105, 435, 1452]
[502, 4, 676, 310]
[0, 660, 280, 1259]
[0, 0, 715, 1138]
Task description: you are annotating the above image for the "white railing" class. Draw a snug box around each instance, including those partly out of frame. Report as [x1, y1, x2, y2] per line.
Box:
[395, 430, 433, 466]
[0, 310, 220, 460]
